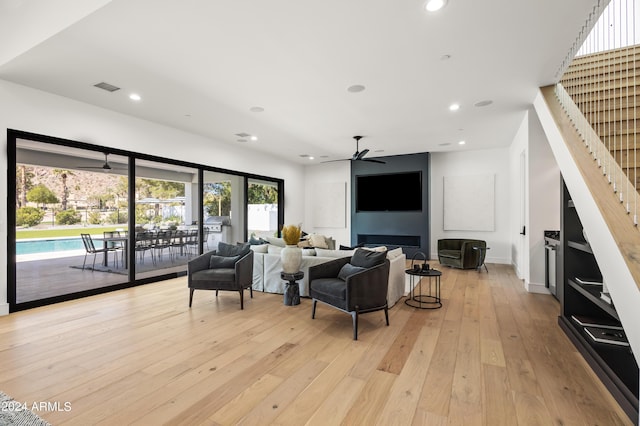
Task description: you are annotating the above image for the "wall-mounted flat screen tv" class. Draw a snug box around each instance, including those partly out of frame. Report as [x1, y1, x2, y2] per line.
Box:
[356, 171, 422, 212]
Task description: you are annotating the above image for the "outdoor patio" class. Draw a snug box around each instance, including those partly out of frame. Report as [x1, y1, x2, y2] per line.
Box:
[15, 251, 189, 304]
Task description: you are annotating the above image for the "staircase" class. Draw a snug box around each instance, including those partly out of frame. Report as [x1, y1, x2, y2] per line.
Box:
[560, 45, 640, 189]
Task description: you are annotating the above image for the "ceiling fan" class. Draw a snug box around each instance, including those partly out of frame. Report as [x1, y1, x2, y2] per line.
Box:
[324, 136, 386, 164]
[78, 152, 124, 171]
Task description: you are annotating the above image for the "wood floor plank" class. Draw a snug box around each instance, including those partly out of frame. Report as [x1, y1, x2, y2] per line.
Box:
[305, 375, 366, 426]
[341, 369, 397, 425]
[482, 364, 518, 426]
[270, 342, 368, 425]
[376, 310, 427, 375]
[448, 315, 482, 419]
[375, 314, 441, 425]
[512, 391, 554, 426]
[416, 318, 460, 417]
[235, 358, 329, 426]
[0, 267, 631, 425]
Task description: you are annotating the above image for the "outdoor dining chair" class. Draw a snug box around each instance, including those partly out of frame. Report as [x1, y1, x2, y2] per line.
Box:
[80, 233, 117, 270]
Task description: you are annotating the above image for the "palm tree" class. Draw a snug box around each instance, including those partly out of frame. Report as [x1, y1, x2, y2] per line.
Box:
[53, 169, 74, 211]
[16, 165, 34, 207]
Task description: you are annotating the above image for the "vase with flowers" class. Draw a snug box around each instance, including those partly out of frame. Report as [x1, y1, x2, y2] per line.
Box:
[281, 224, 302, 273]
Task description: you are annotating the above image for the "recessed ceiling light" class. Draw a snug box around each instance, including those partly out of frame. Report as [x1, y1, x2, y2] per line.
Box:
[308, 156, 315, 160]
[474, 100, 494, 107]
[425, 0, 447, 12]
[439, 142, 451, 146]
[250, 106, 264, 113]
[458, 140, 466, 145]
[129, 93, 141, 101]
[449, 103, 460, 111]
[347, 84, 366, 93]
[250, 135, 258, 141]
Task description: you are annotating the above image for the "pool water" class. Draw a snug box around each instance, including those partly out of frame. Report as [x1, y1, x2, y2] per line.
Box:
[16, 238, 85, 255]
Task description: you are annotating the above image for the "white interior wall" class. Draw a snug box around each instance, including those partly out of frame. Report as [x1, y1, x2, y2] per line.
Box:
[303, 161, 351, 247]
[509, 114, 529, 280]
[0, 79, 305, 315]
[430, 148, 512, 265]
[528, 108, 561, 292]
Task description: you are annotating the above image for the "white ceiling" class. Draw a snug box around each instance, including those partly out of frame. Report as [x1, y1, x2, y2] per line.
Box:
[0, 0, 600, 164]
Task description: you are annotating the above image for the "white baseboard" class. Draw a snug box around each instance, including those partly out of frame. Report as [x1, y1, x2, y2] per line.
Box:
[0, 303, 9, 316]
[525, 281, 550, 294]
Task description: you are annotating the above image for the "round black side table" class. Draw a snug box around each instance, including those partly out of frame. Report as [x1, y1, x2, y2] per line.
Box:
[281, 271, 303, 306]
[404, 268, 442, 309]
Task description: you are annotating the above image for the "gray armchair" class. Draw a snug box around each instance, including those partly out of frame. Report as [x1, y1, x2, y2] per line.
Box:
[309, 248, 390, 340]
[188, 249, 254, 309]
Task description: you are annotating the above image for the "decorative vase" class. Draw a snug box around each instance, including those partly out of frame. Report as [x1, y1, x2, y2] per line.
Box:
[281, 245, 302, 273]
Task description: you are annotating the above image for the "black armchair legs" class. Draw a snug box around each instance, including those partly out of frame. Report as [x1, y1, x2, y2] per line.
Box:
[312, 299, 390, 341]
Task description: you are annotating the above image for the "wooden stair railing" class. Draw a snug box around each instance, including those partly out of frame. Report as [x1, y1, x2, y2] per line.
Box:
[560, 45, 640, 193]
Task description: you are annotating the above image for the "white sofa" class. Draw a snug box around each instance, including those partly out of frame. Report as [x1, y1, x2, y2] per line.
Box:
[250, 245, 407, 308]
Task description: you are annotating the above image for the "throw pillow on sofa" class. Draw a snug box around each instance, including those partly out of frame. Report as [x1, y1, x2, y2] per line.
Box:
[339, 243, 365, 250]
[265, 236, 286, 247]
[250, 244, 269, 253]
[308, 234, 329, 249]
[351, 248, 387, 268]
[315, 248, 355, 258]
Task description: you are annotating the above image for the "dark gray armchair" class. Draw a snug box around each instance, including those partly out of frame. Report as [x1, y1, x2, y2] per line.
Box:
[437, 239, 486, 269]
[188, 248, 254, 309]
[309, 248, 390, 340]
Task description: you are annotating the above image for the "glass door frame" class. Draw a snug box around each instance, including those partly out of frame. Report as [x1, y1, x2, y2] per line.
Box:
[7, 129, 284, 312]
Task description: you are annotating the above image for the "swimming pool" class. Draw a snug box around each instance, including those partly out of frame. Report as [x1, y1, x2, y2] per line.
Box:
[16, 238, 85, 255]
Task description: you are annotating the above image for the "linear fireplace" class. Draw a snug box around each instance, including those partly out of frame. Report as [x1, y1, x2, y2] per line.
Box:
[358, 234, 420, 248]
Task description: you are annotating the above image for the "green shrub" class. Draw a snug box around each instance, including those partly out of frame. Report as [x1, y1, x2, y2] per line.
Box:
[56, 209, 81, 225]
[88, 211, 102, 225]
[105, 211, 127, 225]
[16, 207, 45, 227]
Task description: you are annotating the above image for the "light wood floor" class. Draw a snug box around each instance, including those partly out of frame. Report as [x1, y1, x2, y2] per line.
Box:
[0, 264, 632, 425]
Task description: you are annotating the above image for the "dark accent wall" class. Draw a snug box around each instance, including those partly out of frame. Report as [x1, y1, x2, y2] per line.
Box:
[351, 152, 430, 259]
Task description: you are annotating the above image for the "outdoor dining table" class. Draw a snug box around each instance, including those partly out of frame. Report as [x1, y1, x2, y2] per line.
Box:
[96, 236, 129, 268]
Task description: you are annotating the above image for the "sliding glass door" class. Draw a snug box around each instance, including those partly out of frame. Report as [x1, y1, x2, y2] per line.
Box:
[134, 159, 199, 281]
[247, 178, 279, 240]
[203, 171, 245, 252]
[14, 140, 129, 304]
[8, 130, 283, 311]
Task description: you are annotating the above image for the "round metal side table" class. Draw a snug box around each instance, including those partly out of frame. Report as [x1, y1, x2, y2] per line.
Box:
[404, 268, 442, 309]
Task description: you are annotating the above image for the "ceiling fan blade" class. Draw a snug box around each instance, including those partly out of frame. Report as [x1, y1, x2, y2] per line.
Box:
[321, 158, 351, 163]
[363, 158, 386, 164]
[356, 149, 369, 160]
